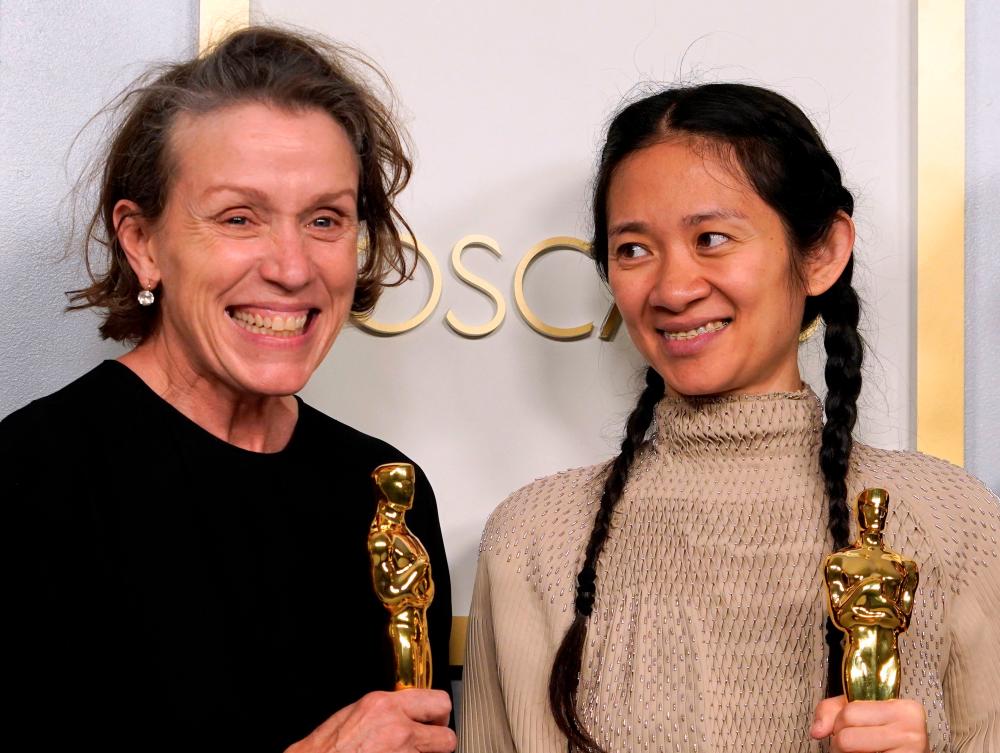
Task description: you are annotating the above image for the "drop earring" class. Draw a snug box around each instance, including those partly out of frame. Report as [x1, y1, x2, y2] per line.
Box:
[798, 315, 821, 343]
[138, 280, 156, 306]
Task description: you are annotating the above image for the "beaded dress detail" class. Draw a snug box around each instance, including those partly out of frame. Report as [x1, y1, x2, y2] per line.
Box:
[459, 389, 999, 753]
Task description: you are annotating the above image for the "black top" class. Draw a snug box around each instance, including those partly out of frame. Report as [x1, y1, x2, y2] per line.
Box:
[2, 361, 452, 752]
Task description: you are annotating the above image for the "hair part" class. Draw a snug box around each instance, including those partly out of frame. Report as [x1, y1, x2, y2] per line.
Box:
[550, 83, 863, 749]
[67, 25, 414, 344]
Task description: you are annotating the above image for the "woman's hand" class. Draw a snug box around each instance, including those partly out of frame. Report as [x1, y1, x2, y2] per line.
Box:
[811, 695, 930, 753]
[285, 689, 456, 753]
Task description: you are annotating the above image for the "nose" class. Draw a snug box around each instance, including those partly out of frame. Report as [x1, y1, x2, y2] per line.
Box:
[648, 249, 711, 312]
[259, 221, 313, 291]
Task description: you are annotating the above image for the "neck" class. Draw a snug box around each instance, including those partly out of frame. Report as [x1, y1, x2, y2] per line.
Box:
[862, 531, 883, 547]
[654, 384, 822, 459]
[378, 505, 404, 524]
[120, 339, 298, 453]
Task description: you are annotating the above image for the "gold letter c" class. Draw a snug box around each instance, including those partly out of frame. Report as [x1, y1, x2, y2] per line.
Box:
[513, 236, 594, 340]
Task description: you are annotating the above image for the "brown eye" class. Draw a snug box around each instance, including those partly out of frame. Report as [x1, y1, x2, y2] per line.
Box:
[616, 243, 649, 259]
[697, 232, 729, 248]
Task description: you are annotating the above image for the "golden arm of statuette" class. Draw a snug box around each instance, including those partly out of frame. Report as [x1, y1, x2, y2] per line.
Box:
[378, 536, 429, 594]
[825, 564, 850, 619]
[836, 574, 889, 608]
[898, 562, 919, 626]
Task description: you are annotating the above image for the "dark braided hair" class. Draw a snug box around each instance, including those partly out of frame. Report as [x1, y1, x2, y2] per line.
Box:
[549, 83, 863, 750]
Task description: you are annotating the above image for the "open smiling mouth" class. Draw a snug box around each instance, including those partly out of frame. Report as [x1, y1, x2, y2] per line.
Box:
[660, 318, 731, 341]
[226, 308, 318, 338]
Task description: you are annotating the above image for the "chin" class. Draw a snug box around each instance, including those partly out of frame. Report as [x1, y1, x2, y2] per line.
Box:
[658, 368, 734, 399]
[667, 385, 730, 399]
[232, 364, 313, 398]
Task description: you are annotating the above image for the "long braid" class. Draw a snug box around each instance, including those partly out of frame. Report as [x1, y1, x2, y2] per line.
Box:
[813, 257, 863, 695]
[549, 367, 665, 753]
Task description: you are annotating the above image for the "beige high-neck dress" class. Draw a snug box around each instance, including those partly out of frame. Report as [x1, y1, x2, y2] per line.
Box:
[459, 389, 999, 752]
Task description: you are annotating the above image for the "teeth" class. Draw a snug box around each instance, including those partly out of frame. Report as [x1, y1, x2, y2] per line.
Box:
[663, 320, 729, 341]
[230, 309, 309, 337]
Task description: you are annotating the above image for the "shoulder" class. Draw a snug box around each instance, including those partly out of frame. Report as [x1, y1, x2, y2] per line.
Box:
[294, 400, 420, 469]
[291, 401, 441, 522]
[851, 443, 999, 591]
[851, 443, 997, 512]
[0, 362, 132, 516]
[1, 362, 119, 446]
[480, 463, 606, 557]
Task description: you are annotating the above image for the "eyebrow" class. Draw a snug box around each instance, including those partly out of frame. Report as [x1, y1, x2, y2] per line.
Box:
[607, 220, 650, 237]
[608, 209, 750, 238]
[682, 208, 749, 226]
[200, 185, 357, 204]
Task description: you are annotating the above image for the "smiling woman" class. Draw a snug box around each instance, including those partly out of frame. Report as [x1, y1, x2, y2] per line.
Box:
[605, 137, 853, 398]
[112, 103, 363, 427]
[2, 27, 455, 753]
[459, 84, 998, 753]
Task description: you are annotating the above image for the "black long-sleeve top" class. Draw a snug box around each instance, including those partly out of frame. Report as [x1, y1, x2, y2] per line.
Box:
[2, 360, 453, 752]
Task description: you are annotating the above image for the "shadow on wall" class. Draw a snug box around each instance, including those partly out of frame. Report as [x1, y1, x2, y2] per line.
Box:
[965, 171, 1000, 494]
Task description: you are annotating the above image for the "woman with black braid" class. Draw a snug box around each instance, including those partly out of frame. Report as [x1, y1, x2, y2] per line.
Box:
[458, 84, 998, 753]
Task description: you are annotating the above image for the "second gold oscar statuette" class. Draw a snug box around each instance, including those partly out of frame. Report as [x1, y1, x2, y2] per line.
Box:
[823, 488, 919, 700]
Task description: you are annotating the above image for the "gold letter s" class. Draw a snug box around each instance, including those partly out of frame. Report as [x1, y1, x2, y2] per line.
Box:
[445, 235, 506, 338]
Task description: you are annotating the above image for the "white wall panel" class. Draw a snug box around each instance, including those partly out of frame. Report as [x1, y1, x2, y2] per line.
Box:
[0, 1, 199, 418]
[255, 0, 917, 613]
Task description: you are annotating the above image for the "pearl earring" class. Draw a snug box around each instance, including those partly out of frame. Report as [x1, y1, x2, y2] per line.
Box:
[138, 281, 155, 306]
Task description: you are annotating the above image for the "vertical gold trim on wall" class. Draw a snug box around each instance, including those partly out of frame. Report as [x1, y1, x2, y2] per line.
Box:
[199, 0, 251, 53]
[450, 616, 468, 667]
[917, 0, 965, 465]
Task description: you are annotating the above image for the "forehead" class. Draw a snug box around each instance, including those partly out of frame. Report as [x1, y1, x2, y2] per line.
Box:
[607, 137, 759, 215]
[165, 101, 359, 189]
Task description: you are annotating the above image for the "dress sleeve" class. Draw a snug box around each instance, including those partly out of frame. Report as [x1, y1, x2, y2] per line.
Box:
[2, 407, 51, 746]
[458, 551, 517, 753]
[2, 406, 99, 746]
[943, 502, 1000, 751]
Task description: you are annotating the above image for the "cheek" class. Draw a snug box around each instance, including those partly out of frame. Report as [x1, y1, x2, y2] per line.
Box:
[158, 231, 248, 288]
[726, 260, 801, 322]
[322, 255, 359, 305]
[608, 269, 642, 316]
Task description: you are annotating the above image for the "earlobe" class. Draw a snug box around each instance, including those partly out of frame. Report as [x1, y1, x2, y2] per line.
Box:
[113, 199, 161, 288]
[805, 211, 855, 297]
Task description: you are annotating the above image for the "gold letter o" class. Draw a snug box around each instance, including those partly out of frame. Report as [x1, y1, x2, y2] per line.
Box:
[355, 236, 443, 336]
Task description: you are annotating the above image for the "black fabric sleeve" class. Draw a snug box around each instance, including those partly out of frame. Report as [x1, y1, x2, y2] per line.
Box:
[2, 405, 113, 748]
[2, 406, 60, 747]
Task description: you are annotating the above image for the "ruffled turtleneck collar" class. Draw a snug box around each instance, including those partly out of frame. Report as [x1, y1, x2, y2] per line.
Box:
[652, 386, 824, 458]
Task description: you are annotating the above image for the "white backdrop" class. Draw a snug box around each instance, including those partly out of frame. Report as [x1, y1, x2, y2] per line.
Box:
[254, 0, 917, 614]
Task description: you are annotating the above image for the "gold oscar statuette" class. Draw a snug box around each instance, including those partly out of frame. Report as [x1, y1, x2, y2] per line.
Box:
[823, 488, 919, 700]
[368, 463, 435, 690]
